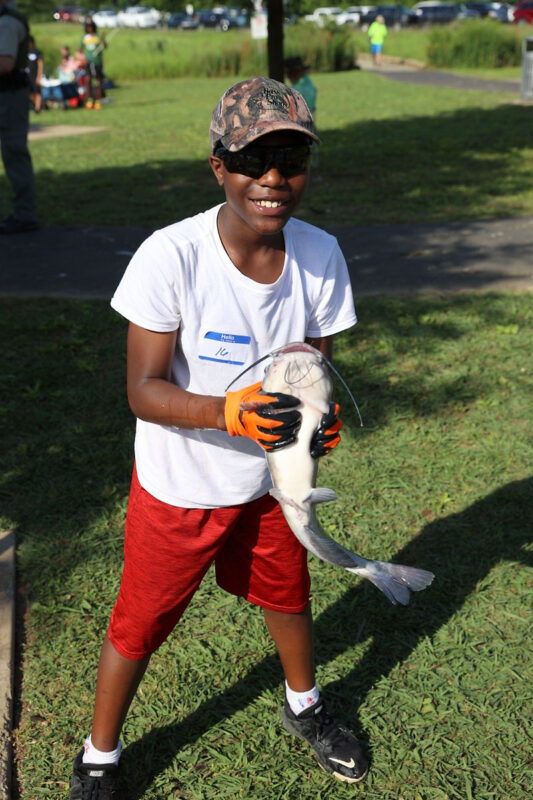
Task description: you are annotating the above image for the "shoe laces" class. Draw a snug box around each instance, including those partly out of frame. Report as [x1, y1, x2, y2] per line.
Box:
[80, 772, 116, 800]
[313, 703, 349, 748]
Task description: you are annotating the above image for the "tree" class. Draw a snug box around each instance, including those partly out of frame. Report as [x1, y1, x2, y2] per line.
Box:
[267, 0, 284, 81]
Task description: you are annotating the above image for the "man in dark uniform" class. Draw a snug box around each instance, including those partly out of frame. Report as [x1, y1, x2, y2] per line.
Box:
[0, 0, 38, 234]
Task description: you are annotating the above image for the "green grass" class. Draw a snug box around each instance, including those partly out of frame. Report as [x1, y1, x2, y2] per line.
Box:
[2, 293, 531, 800]
[19, 71, 533, 229]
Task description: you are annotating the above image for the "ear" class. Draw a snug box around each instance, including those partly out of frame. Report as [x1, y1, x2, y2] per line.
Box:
[209, 155, 225, 187]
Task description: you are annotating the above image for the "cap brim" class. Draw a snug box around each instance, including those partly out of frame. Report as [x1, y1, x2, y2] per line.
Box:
[222, 120, 321, 152]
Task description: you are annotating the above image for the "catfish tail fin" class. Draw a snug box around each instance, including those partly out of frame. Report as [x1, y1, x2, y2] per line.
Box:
[350, 561, 435, 606]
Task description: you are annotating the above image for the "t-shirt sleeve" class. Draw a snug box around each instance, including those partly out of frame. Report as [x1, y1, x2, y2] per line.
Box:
[306, 239, 357, 339]
[110, 232, 182, 332]
[0, 17, 24, 59]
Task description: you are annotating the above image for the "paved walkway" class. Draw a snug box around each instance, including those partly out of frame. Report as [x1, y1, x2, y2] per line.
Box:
[357, 54, 521, 94]
[2, 216, 532, 298]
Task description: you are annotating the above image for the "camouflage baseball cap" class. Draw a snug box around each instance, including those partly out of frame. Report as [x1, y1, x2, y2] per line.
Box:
[210, 76, 321, 153]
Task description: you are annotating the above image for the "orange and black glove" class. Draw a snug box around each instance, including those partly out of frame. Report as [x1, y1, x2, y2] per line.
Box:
[225, 381, 301, 451]
[310, 402, 342, 458]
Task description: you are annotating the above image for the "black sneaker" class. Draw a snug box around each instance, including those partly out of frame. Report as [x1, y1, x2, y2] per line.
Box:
[69, 749, 119, 799]
[281, 698, 368, 783]
[0, 214, 40, 235]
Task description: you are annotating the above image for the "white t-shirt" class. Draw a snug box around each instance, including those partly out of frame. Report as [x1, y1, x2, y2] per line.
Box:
[111, 204, 357, 508]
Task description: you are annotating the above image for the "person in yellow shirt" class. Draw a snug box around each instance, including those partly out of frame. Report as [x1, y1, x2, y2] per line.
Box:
[368, 14, 387, 66]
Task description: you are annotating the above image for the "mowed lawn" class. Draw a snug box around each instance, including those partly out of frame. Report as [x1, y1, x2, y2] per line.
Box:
[1, 60, 532, 800]
[20, 69, 533, 228]
[3, 293, 531, 800]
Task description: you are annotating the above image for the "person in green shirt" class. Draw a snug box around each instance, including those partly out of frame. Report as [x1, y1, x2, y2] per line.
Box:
[368, 14, 387, 66]
[284, 56, 316, 114]
[80, 18, 106, 109]
[284, 56, 319, 169]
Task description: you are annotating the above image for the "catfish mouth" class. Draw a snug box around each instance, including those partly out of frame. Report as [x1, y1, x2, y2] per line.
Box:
[272, 342, 319, 356]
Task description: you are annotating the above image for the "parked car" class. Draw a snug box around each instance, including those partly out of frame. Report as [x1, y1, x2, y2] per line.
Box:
[514, 0, 533, 22]
[464, 1, 511, 16]
[336, 6, 376, 25]
[167, 11, 199, 29]
[484, 2, 515, 19]
[91, 8, 119, 28]
[223, 6, 249, 27]
[53, 6, 85, 23]
[410, 3, 480, 24]
[336, 6, 365, 25]
[360, 4, 417, 27]
[304, 7, 344, 26]
[196, 10, 236, 30]
[117, 6, 161, 28]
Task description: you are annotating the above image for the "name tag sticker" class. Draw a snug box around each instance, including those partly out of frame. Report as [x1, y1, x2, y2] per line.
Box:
[199, 331, 251, 365]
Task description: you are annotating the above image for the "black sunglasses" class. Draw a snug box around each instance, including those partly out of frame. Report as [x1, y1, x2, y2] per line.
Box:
[214, 144, 312, 179]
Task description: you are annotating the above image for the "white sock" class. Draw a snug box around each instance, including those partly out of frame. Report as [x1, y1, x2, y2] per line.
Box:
[285, 681, 320, 716]
[83, 735, 123, 766]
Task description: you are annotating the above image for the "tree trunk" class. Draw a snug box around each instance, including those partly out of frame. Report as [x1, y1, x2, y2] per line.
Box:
[267, 0, 284, 82]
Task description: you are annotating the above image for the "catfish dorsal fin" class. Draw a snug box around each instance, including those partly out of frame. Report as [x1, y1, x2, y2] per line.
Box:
[304, 487, 339, 505]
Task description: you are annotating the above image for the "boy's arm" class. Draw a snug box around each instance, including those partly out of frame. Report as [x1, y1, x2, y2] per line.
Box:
[126, 323, 301, 451]
[305, 334, 333, 360]
[126, 323, 227, 430]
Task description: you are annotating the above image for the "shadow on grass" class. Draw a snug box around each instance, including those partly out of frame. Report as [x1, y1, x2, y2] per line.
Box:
[8, 102, 531, 230]
[118, 476, 532, 797]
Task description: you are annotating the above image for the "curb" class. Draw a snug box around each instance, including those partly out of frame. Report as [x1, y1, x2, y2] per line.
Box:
[0, 530, 15, 800]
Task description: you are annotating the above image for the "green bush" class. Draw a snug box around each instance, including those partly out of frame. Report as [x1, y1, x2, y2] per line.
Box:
[285, 23, 358, 72]
[426, 20, 523, 69]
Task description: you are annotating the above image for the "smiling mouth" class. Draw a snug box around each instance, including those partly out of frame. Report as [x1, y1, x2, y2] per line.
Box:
[253, 199, 285, 209]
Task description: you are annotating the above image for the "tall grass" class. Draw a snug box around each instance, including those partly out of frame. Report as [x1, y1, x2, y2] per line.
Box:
[32, 22, 357, 82]
[427, 19, 523, 68]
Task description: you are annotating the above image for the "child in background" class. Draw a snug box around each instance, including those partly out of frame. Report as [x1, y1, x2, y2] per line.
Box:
[368, 14, 388, 66]
[68, 76, 368, 799]
[284, 56, 317, 114]
[80, 18, 106, 109]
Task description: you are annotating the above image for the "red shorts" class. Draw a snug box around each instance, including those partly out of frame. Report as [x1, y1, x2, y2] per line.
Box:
[108, 466, 310, 659]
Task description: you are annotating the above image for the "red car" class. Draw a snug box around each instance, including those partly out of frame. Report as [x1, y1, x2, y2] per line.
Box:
[514, 1, 533, 23]
[52, 6, 86, 23]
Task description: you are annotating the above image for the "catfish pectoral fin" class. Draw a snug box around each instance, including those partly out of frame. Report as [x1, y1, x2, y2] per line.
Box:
[304, 487, 339, 504]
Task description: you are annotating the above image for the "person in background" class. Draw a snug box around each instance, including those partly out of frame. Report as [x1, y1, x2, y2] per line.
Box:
[0, 0, 38, 234]
[74, 46, 87, 72]
[80, 17, 106, 110]
[284, 56, 319, 169]
[57, 45, 78, 83]
[284, 56, 316, 115]
[26, 34, 43, 112]
[368, 14, 387, 66]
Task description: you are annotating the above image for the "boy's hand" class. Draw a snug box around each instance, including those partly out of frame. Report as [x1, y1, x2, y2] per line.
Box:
[225, 381, 301, 451]
[310, 402, 342, 458]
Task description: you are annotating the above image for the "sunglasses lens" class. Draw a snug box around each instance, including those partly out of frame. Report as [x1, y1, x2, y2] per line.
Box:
[219, 146, 311, 179]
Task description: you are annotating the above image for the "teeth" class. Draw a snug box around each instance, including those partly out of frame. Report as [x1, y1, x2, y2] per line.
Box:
[256, 200, 283, 208]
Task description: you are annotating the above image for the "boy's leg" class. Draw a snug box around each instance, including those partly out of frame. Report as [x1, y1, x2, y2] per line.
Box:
[91, 634, 150, 751]
[264, 605, 368, 784]
[263, 605, 314, 691]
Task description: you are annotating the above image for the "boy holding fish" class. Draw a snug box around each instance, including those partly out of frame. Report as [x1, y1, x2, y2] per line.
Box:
[69, 76, 367, 798]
